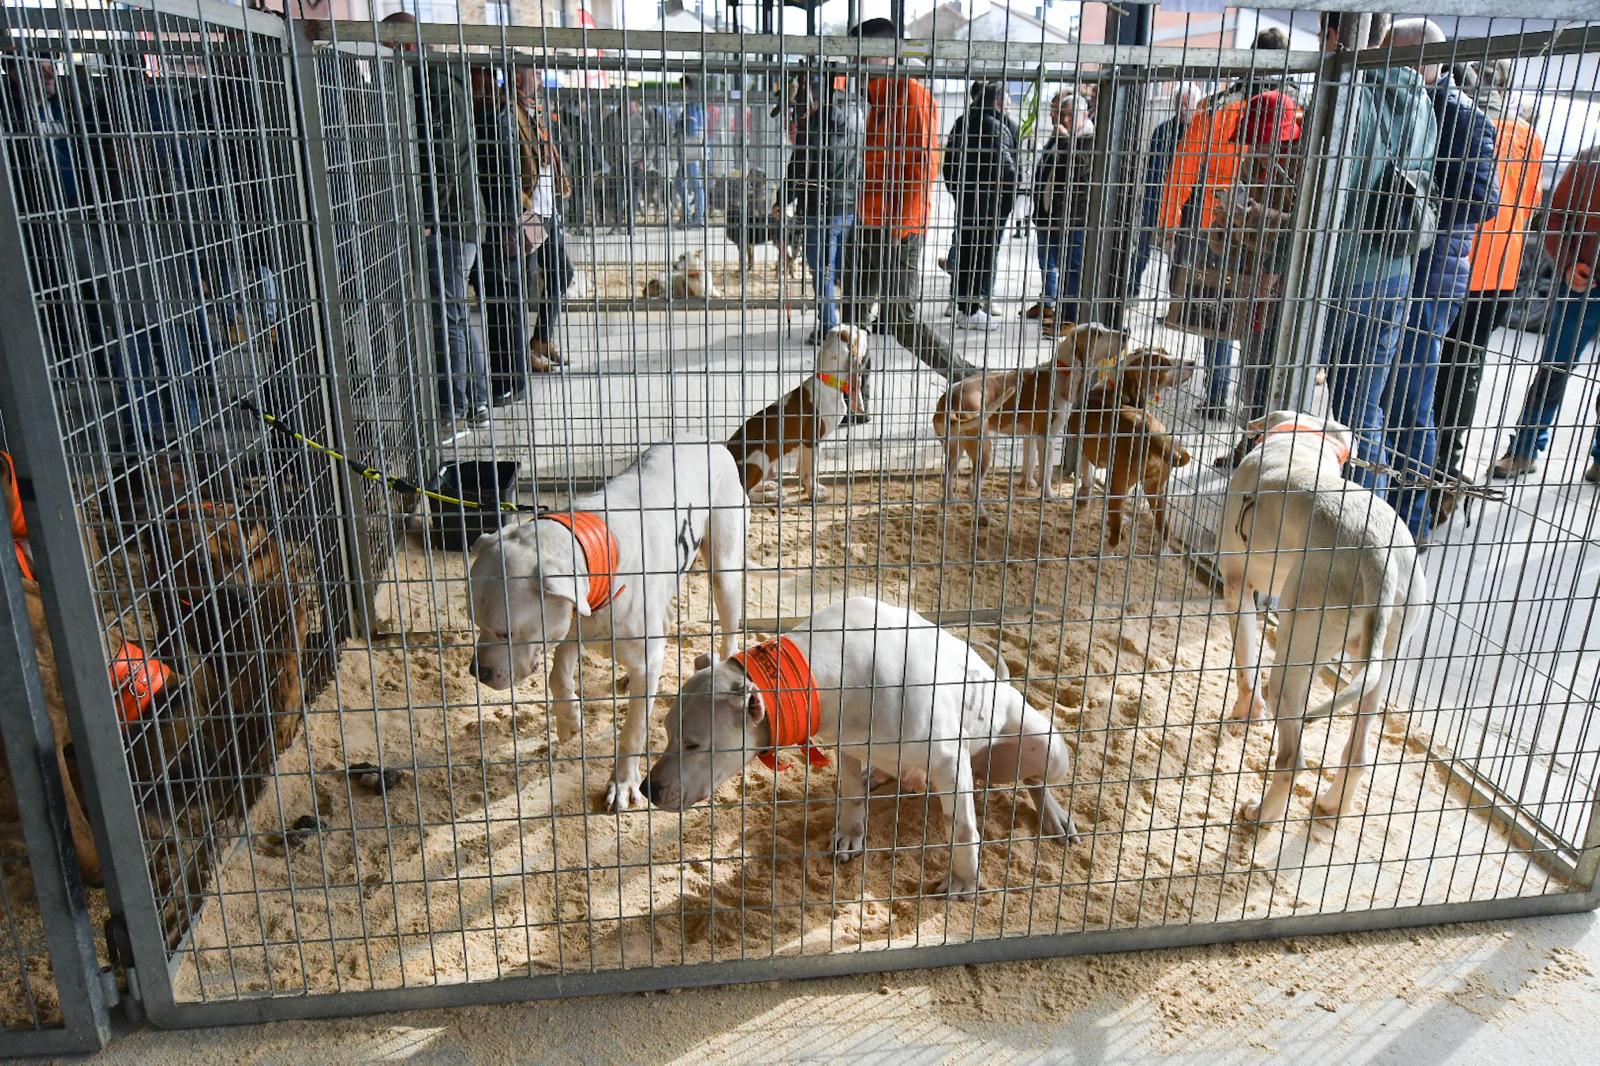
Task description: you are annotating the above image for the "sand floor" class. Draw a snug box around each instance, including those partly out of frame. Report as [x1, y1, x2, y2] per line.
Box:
[167, 473, 1562, 1003]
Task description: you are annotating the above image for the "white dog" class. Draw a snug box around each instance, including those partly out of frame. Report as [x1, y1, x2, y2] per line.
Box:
[1219, 411, 1428, 827]
[643, 251, 722, 300]
[469, 441, 749, 811]
[641, 597, 1081, 898]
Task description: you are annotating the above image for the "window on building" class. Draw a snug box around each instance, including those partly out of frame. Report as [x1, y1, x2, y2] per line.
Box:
[485, 0, 511, 24]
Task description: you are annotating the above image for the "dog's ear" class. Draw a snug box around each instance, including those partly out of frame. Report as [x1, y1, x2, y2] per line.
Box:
[694, 651, 716, 672]
[1243, 413, 1277, 435]
[541, 574, 591, 617]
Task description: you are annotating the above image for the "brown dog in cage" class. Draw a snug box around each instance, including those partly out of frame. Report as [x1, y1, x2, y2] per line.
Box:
[933, 322, 1128, 521]
[101, 460, 310, 797]
[726, 324, 869, 502]
[1067, 347, 1197, 549]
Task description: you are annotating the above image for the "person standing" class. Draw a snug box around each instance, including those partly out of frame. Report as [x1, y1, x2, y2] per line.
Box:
[1380, 18, 1501, 544]
[838, 17, 976, 413]
[1128, 83, 1200, 300]
[1430, 61, 1543, 520]
[1160, 29, 1301, 418]
[1490, 148, 1600, 485]
[470, 68, 533, 401]
[385, 12, 489, 436]
[673, 74, 707, 228]
[1316, 12, 1437, 498]
[941, 80, 1019, 331]
[516, 69, 572, 375]
[1029, 89, 1094, 336]
[779, 74, 863, 344]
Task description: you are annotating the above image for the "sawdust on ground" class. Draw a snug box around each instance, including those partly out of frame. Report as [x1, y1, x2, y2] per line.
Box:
[168, 473, 1561, 1005]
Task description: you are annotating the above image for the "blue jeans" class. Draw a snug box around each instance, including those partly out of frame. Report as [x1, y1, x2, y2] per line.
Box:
[675, 159, 705, 225]
[1203, 338, 1237, 407]
[427, 235, 488, 417]
[1321, 273, 1414, 494]
[1509, 288, 1600, 464]
[1037, 227, 1085, 321]
[1387, 295, 1463, 539]
[802, 213, 852, 331]
[118, 322, 202, 446]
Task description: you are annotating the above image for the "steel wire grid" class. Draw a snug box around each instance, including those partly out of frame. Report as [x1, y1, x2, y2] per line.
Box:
[0, 0, 1597, 1032]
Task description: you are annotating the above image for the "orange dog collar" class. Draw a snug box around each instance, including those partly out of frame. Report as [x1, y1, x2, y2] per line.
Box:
[109, 640, 172, 724]
[2, 451, 32, 581]
[815, 371, 853, 398]
[731, 636, 829, 771]
[1266, 421, 1351, 466]
[542, 511, 626, 613]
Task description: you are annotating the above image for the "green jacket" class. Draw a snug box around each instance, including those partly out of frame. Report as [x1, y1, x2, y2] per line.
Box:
[411, 61, 482, 240]
[1331, 66, 1437, 290]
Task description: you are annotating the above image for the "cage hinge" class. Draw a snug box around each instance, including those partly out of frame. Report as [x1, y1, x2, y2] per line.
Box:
[101, 915, 138, 1013]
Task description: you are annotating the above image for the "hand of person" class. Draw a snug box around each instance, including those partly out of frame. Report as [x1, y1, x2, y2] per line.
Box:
[770, 201, 783, 219]
[1569, 261, 1594, 293]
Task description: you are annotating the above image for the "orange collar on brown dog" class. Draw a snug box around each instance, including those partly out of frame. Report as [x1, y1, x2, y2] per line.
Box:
[731, 636, 829, 771]
[542, 512, 627, 613]
[1265, 421, 1351, 467]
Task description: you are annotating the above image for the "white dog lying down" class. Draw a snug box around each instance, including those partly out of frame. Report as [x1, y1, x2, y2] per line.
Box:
[642, 597, 1081, 898]
[1219, 411, 1428, 827]
[469, 440, 749, 811]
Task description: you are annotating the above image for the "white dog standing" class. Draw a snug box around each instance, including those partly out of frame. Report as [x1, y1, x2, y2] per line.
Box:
[641, 597, 1081, 898]
[469, 440, 749, 811]
[1219, 412, 1428, 827]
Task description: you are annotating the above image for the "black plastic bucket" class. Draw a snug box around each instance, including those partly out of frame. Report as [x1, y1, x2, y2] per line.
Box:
[431, 460, 520, 551]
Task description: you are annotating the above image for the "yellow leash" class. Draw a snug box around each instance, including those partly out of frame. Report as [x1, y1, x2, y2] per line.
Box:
[236, 398, 546, 514]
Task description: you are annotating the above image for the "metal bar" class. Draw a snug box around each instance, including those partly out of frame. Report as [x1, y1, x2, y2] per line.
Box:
[1428, 754, 1583, 883]
[138, 884, 1600, 1028]
[0, 513, 110, 1052]
[1354, 23, 1600, 69]
[309, 21, 1326, 74]
[286, 21, 377, 641]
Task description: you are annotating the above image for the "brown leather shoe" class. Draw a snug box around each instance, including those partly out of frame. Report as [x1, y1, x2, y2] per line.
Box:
[1023, 302, 1044, 319]
[529, 339, 560, 370]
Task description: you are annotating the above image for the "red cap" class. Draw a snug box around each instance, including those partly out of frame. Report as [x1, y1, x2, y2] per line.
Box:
[1235, 90, 1301, 146]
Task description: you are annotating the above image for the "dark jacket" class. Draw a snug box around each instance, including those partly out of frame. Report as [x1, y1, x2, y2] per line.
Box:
[1032, 132, 1095, 235]
[473, 101, 524, 227]
[783, 98, 865, 219]
[411, 62, 482, 239]
[941, 105, 1019, 219]
[1141, 113, 1185, 230]
[1413, 74, 1501, 301]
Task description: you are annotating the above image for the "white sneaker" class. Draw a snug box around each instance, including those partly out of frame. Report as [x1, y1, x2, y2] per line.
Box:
[957, 309, 999, 332]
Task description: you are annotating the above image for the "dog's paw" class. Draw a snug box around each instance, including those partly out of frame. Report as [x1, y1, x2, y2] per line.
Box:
[1039, 804, 1081, 845]
[749, 482, 782, 504]
[1237, 797, 1264, 825]
[555, 710, 582, 744]
[933, 872, 978, 900]
[831, 822, 866, 862]
[1228, 691, 1265, 724]
[606, 776, 648, 812]
[1312, 791, 1348, 821]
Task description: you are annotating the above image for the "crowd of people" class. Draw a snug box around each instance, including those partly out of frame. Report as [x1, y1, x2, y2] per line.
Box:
[4, 12, 1598, 541]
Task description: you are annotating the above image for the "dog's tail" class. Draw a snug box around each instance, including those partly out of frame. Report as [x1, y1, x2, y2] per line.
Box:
[1304, 563, 1427, 720]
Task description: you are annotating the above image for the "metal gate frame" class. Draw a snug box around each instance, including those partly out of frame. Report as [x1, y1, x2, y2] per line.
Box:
[0, 0, 1596, 1036]
[0, 480, 110, 1054]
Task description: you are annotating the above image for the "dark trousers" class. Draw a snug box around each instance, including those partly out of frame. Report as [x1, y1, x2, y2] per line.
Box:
[952, 217, 1003, 316]
[841, 225, 974, 382]
[479, 229, 529, 387]
[530, 214, 571, 344]
[1431, 291, 1507, 478]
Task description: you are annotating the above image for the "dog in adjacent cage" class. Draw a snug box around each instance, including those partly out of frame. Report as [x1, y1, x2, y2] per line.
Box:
[723, 169, 803, 277]
[642, 250, 723, 300]
[468, 440, 749, 811]
[726, 324, 870, 502]
[932, 321, 1127, 522]
[1219, 411, 1429, 827]
[1066, 346, 1197, 549]
[641, 596, 1081, 899]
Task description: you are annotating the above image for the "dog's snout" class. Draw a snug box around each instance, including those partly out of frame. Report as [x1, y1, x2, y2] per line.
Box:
[468, 653, 484, 682]
[640, 776, 660, 807]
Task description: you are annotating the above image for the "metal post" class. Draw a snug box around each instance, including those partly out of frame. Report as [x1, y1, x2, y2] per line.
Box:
[1078, 0, 1150, 328]
[0, 524, 110, 1052]
[1264, 12, 1369, 410]
[286, 18, 378, 640]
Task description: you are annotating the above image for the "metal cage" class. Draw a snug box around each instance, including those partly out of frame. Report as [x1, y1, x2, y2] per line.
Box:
[0, 0, 1598, 1040]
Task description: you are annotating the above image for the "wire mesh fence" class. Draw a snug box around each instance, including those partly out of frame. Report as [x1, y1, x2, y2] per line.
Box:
[0, 0, 1598, 1033]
